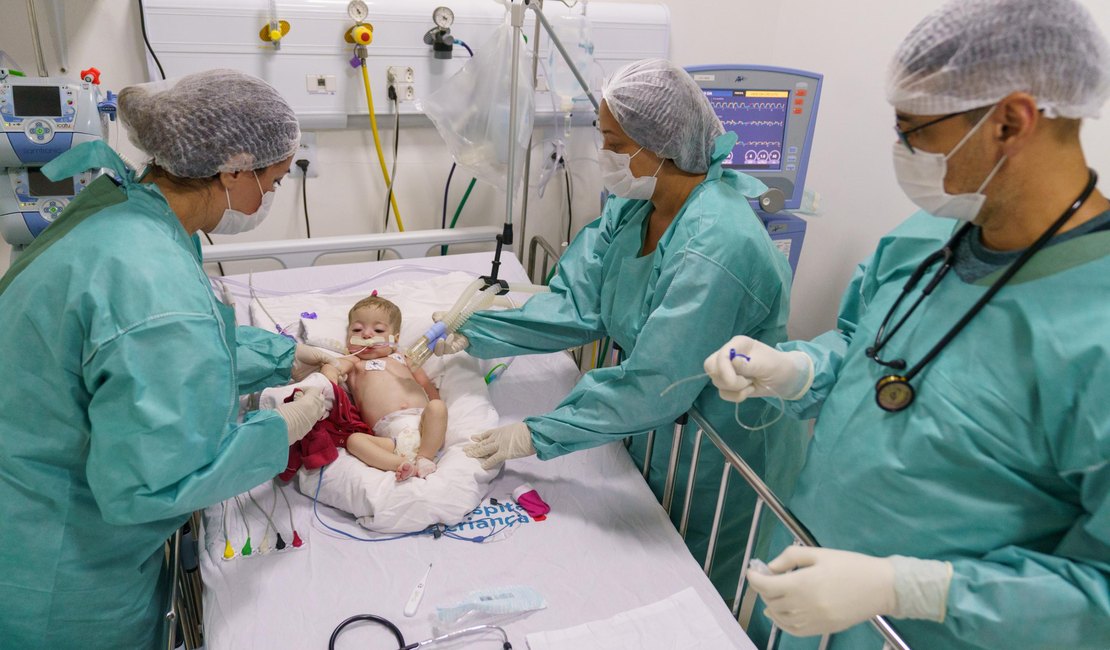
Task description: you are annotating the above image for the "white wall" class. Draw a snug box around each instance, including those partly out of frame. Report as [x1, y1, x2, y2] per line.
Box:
[3, 0, 1110, 340]
[614, 0, 1110, 339]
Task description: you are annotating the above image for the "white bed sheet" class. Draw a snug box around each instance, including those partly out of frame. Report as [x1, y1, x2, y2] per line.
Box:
[202, 252, 753, 650]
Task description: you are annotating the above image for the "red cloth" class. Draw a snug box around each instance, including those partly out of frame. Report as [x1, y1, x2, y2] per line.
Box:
[278, 382, 371, 481]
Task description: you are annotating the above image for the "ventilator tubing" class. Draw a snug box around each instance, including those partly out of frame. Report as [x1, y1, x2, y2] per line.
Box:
[404, 279, 548, 368]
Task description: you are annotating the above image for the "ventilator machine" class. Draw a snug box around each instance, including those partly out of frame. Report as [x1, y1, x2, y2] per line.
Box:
[688, 65, 823, 276]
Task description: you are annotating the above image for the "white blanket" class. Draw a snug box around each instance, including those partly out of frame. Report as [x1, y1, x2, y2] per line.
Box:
[525, 587, 743, 650]
[249, 273, 501, 533]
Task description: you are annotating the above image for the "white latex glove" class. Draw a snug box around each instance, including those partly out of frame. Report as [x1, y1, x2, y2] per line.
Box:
[703, 335, 814, 403]
[433, 333, 469, 356]
[274, 386, 327, 445]
[464, 422, 536, 470]
[430, 311, 470, 357]
[292, 344, 339, 381]
[746, 546, 952, 637]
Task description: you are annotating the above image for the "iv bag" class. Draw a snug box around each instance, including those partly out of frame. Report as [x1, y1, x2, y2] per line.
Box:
[418, 16, 534, 194]
[547, 8, 593, 112]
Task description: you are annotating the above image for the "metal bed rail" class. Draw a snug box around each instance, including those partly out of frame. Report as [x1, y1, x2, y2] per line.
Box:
[165, 512, 205, 649]
[202, 225, 501, 269]
[634, 408, 912, 650]
[527, 234, 561, 285]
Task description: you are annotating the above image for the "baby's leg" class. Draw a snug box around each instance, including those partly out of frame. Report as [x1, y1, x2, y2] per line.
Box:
[415, 400, 448, 478]
[418, 400, 447, 459]
[346, 433, 415, 481]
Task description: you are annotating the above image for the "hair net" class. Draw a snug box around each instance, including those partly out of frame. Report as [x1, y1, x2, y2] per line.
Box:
[887, 0, 1110, 119]
[602, 58, 724, 174]
[119, 69, 300, 178]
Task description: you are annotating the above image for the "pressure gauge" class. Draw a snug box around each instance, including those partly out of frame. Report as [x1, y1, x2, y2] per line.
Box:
[348, 0, 369, 22]
[433, 6, 454, 29]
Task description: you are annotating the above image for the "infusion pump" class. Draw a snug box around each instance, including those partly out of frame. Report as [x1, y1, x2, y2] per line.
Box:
[0, 71, 109, 249]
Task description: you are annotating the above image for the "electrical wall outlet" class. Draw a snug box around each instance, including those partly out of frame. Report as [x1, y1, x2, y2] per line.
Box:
[390, 83, 416, 102]
[387, 66, 415, 84]
[290, 132, 318, 178]
[386, 66, 416, 103]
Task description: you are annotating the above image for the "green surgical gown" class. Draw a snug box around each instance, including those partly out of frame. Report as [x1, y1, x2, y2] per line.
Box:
[0, 142, 295, 649]
[750, 211, 1110, 649]
[462, 133, 807, 600]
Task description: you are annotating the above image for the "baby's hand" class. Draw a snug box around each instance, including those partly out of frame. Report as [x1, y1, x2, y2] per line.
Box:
[320, 364, 343, 384]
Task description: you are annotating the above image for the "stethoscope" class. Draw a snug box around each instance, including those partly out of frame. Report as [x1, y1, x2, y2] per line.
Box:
[328, 615, 512, 649]
[866, 169, 1098, 412]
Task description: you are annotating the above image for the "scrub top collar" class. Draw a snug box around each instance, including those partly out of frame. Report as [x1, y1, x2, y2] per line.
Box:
[41, 141, 203, 263]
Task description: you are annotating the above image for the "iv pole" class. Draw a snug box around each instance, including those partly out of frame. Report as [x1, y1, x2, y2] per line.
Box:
[481, 0, 599, 293]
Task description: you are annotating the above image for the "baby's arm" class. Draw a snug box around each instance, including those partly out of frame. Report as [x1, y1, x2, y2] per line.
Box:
[321, 357, 354, 384]
[409, 364, 440, 401]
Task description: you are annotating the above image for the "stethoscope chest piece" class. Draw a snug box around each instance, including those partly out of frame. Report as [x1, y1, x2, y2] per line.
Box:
[875, 375, 915, 412]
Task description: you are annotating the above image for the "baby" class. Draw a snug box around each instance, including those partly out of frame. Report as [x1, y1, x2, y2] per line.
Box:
[320, 295, 447, 481]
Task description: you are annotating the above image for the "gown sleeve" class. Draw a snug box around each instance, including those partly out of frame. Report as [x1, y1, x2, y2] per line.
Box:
[234, 325, 295, 394]
[82, 312, 289, 525]
[525, 247, 773, 459]
[462, 215, 612, 357]
[777, 254, 872, 420]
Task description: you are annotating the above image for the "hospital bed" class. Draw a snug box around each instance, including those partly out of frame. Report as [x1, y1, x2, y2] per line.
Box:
[168, 229, 912, 650]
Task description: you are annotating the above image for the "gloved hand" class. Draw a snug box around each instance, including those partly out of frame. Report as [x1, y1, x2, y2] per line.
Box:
[430, 311, 469, 356]
[292, 344, 339, 381]
[274, 386, 328, 445]
[746, 546, 952, 637]
[464, 422, 536, 470]
[703, 335, 814, 403]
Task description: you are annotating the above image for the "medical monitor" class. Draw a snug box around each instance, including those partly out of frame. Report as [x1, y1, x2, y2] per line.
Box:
[12, 85, 63, 118]
[687, 66, 822, 211]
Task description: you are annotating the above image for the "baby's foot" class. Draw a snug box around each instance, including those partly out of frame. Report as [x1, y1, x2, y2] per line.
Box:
[415, 456, 438, 478]
[395, 461, 416, 482]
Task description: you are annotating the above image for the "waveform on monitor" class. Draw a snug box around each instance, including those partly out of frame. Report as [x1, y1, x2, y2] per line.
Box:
[721, 120, 785, 128]
[737, 141, 783, 148]
[710, 101, 788, 111]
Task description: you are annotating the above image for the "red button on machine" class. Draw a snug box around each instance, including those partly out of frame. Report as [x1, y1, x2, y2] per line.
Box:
[795, 98, 805, 105]
[797, 89, 808, 97]
[793, 108, 803, 114]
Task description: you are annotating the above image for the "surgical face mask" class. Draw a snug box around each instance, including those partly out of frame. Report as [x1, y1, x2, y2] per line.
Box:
[892, 107, 1006, 222]
[212, 172, 273, 235]
[598, 147, 665, 200]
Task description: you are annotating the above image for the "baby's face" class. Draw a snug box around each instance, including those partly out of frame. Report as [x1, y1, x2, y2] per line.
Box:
[347, 307, 397, 358]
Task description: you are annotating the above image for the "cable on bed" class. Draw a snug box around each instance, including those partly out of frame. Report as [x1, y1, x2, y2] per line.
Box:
[248, 490, 279, 552]
[328, 616, 513, 650]
[233, 495, 253, 556]
[248, 272, 299, 340]
[277, 479, 305, 548]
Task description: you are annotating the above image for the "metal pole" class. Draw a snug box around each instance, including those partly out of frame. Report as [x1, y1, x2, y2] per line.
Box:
[518, 0, 544, 265]
[678, 428, 703, 537]
[527, 3, 600, 112]
[703, 463, 730, 574]
[689, 410, 818, 546]
[733, 498, 764, 616]
[641, 430, 655, 481]
[688, 409, 913, 650]
[27, 0, 49, 77]
[661, 417, 686, 514]
[504, 2, 527, 232]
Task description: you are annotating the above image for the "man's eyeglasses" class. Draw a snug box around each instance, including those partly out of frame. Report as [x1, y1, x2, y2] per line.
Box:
[894, 107, 986, 153]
